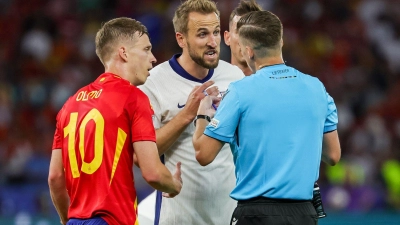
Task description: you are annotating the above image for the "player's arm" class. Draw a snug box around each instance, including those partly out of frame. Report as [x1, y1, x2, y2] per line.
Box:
[155, 110, 195, 155]
[48, 149, 69, 225]
[321, 130, 341, 166]
[192, 95, 224, 166]
[322, 90, 341, 166]
[133, 153, 139, 167]
[193, 119, 224, 166]
[155, 80, 217, 155]
[134, 141, 182, 197]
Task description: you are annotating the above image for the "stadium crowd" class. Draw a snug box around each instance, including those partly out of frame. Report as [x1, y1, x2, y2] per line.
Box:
[0, 0, 399, 218]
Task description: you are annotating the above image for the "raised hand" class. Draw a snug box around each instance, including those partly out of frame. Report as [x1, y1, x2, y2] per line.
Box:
[163, 162, 183, 198]
[198, 95, 221, 118]
[180, 80, 216, 120]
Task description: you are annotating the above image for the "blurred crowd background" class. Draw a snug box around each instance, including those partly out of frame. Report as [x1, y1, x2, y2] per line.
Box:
[0, 0, 400, 224]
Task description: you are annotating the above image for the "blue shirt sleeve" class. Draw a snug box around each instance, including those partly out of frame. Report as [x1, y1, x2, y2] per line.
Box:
[204, 84, 240, 143]
[324, 91, 338, 133]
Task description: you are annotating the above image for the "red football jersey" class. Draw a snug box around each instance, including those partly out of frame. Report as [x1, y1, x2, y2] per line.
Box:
[52, 73, 156, 224]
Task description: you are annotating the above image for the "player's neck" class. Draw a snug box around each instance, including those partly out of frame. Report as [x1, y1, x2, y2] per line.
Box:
[104, 63, 132, 84]
[231, 57, 253, 76]
[177, 53, 210, 80]
[255, 56, 284, 72]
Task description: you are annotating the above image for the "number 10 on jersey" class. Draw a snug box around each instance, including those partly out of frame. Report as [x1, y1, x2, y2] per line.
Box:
[63, 108, 127, 183]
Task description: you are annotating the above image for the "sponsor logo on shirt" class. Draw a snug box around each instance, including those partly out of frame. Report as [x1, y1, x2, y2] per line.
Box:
[210, 118, 219, 128]
[177, 103, 185, 108]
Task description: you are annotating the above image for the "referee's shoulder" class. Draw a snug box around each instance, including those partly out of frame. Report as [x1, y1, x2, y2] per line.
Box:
[292, 68, 326, 92]
[291, 67, 321, 82]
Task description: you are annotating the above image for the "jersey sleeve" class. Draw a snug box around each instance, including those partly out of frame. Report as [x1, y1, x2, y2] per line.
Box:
[52, 107, 63, 150]
[138, 80, 162, 129]
[324, 91, 338, 133]
[204, 84, 241, 143]
[130, 89, 156, 142]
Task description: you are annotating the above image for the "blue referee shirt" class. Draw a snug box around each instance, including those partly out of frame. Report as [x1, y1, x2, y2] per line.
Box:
[204, 64, 338, 201]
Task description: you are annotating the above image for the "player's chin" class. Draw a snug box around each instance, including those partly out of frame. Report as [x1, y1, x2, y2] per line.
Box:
[137, 76, 148, 85]
[206, 60, 219, 69]
[203, 57, 219, 68]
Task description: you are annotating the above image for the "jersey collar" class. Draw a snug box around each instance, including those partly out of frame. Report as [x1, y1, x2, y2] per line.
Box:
[168, 54, 214, 83]
[97, 73, 131, 85]
[259, 63, 286, 70]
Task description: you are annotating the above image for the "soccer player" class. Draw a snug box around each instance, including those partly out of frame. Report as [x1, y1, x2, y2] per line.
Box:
[48, 17, 182, 225]
[138, 0, 244, 224]
[224, 0, 263, 76]
[193, 10, 341, 225]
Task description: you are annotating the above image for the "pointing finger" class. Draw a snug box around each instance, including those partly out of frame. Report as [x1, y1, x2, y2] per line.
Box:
[195, 80, 215, 94]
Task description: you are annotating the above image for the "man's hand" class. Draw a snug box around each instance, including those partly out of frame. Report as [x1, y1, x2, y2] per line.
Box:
[180, 80, 217, 121]
[162, 162, 183, 198]
[153, 81, 219, 155]
[197, 95, 221, 118]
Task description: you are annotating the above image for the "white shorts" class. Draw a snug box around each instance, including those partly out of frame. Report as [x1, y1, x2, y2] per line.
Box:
[138, 191, 156, 225]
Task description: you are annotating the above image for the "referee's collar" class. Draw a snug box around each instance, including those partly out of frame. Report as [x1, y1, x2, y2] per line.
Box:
[259, 63, 286, 70]
[168, 54, 214, 83]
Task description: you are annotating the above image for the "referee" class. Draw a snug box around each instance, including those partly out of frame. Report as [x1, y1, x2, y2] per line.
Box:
[192, 10, 341, 225]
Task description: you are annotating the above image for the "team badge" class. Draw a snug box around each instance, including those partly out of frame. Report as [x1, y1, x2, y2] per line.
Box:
[210, 118, 219, 128]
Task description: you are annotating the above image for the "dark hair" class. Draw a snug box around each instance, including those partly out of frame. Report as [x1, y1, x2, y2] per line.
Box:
[237, 10, 282, 52]
[95, 17, 148, 64]
[228, 0, 262, 28]
[173, 0, 220, 35]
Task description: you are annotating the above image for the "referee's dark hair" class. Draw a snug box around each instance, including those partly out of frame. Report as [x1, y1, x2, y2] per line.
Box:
[237, 11, 283, 57]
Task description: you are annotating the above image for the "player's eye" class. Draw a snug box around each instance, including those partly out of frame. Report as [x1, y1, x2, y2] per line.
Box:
[199, 32, 207, 38]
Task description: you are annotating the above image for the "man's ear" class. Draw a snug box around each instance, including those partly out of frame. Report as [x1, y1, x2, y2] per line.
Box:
[246, 46, 254, 60]
[119, 46, 128, 62]
[224, 30, 231, 46]
[176, 32, 186, 48]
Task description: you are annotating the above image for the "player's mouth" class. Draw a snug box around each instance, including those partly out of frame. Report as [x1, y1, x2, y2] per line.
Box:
[204, 49, 218, 60]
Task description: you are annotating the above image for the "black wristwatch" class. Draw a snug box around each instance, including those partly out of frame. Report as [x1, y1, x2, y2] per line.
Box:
[194, 115, 211, 127]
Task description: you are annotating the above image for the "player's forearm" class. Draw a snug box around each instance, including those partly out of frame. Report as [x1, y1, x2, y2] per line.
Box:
[156, 111, 194, 155]
[192, 117, 206, 152]
[49, 185, 69, 224]
[322, 130, 341, 166]
[49, 164, 69, 224]
[144, 166, 180, 194]
[192, 119, 213, 166]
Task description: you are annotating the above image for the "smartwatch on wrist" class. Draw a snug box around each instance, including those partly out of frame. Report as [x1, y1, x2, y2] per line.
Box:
[194, 115, 211, 127]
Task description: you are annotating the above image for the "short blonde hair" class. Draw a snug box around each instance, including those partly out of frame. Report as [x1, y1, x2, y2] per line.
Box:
[95, 17, 148, 64]
[172, 0, 220, 35]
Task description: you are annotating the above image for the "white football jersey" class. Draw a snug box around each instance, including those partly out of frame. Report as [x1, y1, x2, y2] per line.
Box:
[139, 54, 244, 225]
